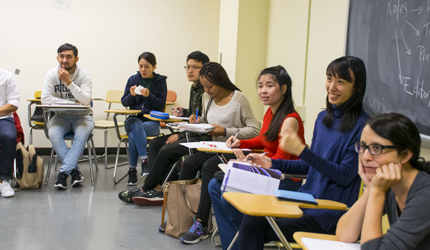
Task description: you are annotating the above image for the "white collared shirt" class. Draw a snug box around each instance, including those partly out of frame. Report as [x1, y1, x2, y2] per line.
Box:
[0, 68, 19, 119]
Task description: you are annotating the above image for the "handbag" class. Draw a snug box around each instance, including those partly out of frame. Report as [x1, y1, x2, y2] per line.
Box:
[30, 106, 44, 123]
[14, 142, 44, 190]
[161, 178, 202, 239]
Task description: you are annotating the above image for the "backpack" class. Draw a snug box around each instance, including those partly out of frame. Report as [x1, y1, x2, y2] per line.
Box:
[14, 142, 44, 190]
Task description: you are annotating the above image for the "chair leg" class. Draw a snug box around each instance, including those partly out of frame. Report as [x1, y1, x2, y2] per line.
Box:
[211, 227, 222, 246]
[227, 231, 239, 250]
[104, 128, 108, 169]
[266, 217, 293, 250]
[91, 137, 99, 172]
[87, 140, 95, 185]
[29, 127, 33, 145]
[45, 148, 55, 184]
[163, 161, 179, 184]
[113, 140, 128, 184]
[54, 153, 58, 171]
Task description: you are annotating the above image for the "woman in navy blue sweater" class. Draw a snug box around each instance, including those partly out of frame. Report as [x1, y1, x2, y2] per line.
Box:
[210, 56, 370, 250]
[121, 52, 167, 185]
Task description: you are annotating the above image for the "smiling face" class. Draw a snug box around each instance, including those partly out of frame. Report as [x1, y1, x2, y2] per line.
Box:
[139, 58, 155, 78]
[258, 74, 286, 107]
[359, 125, 402, 180]
[200, 76, 223, 98]
[326, 71, 355, 106]
[57, 50, 79, 71]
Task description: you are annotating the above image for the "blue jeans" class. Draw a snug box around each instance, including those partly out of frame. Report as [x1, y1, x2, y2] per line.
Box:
[0, 117, 17, 180]
[209, 179, 244, 250]
[48, 113, 94, 175]
[124, 117, 160, 168]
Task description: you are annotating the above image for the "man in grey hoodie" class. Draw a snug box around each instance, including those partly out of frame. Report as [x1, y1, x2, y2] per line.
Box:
[41, 43, 94, 189]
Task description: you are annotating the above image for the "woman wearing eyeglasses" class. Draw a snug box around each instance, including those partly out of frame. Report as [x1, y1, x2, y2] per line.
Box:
[336, 113, 430, 249]
[231, 56, 370, 250]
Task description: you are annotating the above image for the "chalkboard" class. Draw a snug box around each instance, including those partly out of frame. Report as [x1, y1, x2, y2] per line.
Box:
[346, 0, 430, 137]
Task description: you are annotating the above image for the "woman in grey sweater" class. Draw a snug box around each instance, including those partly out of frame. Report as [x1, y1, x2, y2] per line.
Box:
[336, 113, 430, 249]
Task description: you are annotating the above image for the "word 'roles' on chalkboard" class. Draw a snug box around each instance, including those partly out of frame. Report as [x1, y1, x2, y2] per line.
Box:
[347, 0, 430, 145]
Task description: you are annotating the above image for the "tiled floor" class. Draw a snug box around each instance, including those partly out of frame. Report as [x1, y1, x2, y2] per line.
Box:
[1, 155, 220, 250]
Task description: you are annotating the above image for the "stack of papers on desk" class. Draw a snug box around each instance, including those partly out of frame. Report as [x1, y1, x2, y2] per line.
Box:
[302, 238, 360, 250]
[169, 116, 189, 120]
[179, 141, 251, 152]
[52, 103, 83, 106]
[177, 123, 215, 133]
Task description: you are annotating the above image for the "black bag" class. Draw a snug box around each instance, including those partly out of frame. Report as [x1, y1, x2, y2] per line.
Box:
[30, 106, 44, 123]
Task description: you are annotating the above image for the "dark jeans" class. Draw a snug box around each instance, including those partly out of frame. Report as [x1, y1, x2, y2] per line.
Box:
[181, 152, 303, 227]
[142, 135, 201, 191]
[0, 117, 16, 180]
[209, 176, 302, 250]
[238, 213, 336, 250]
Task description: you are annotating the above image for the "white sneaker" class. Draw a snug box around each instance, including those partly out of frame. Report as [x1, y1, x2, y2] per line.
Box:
[0, 180, 15, 198]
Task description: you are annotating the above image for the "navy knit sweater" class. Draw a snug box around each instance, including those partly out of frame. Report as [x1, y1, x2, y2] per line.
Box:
[121, 72, 167, 122]
[271, 106, 369, 231]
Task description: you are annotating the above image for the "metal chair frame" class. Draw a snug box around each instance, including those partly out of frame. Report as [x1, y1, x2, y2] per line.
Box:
[42, 109, 98, 185]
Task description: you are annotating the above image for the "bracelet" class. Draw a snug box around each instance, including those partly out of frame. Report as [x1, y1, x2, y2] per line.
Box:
[177, 133, 181, 140]
[223, 128, 227, 137]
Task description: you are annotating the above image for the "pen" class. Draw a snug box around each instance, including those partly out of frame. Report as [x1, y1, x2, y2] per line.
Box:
[230, 128, 241, 149]
[171, 106, 183, 115]
[244, 152, 269, 161]
[195, 108, 198, 124]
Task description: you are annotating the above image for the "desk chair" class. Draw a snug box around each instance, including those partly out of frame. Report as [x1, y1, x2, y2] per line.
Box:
[160, 90, 177, 130]
[94, 90, 125, 169]
[42, 109, 98, 185]
[271, 180, 364, 250]
[109, 105, 177, 184]
[28, 91, 45, 145]
[223, 193, 347, 250]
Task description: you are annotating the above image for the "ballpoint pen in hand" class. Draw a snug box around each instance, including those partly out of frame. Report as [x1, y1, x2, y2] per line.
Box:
[171, 106, 183, 115]
[230, 128, 241, 148]
[244, 151, 269, 161]
[195, 108, 198, 124]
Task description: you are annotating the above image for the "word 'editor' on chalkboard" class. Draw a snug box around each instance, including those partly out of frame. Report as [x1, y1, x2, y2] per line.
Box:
[347, 0, 430, 136]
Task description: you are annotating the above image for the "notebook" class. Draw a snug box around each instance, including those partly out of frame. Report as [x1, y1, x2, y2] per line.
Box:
[177, 123, 215, 133]
[301, 237, 360, 250]
[273, 190, 318, 205]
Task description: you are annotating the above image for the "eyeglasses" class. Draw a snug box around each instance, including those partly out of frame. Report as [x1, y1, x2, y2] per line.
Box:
[354, 142, 398, 155]
[184, 65, 202, 71]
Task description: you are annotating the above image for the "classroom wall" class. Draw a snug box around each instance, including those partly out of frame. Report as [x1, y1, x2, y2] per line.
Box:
[0, 0, 221, 148]
[265, 0, 310, 120]
[234, 0, 270, 119]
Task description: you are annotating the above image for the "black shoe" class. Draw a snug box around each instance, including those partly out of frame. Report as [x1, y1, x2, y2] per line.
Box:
[131, 189, 164, 206]
[141, 161, 149, 177]
[70, 168, 84, 187]
[118, 187, 145, 203]
[54, 172, 68, 189]
[127, 168, 138, 186]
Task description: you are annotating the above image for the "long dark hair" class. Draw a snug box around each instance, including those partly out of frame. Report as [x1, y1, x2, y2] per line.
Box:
[199, 62, 241, 121]
[367, 113, 430, 173]
[199, 62, 241, 92]
[259, 66, 295, 142]
[323, 56, 366, 132]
